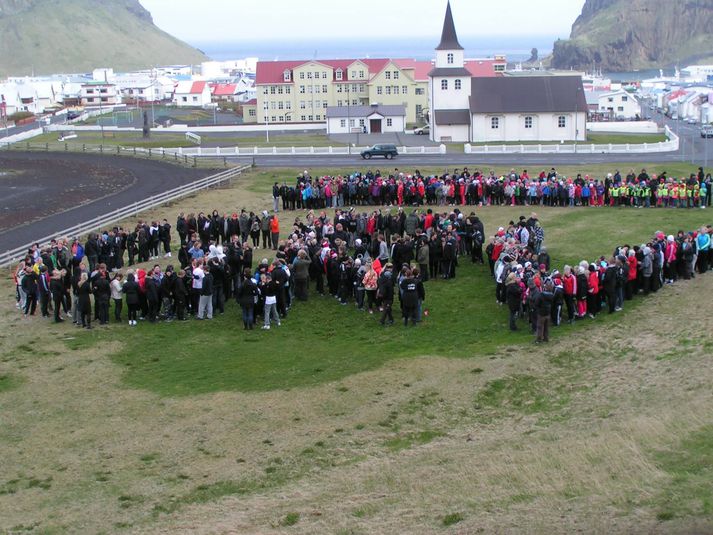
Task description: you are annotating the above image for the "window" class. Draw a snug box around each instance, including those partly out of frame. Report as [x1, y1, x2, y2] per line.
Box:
[558, 115, 566, 128]
[99, 89, 107, 94]
[279, 116, 284, 122]
[393, 86, 399, 95]
[359, 70, 364, 78]
[441, 80, 448, 90]
[249, 109, 256, 117]
[262, 87, 268, 95]
[270, 86, 276, 94]
[307, 72, 312, 79]
[447, 53, 454, 64]
[524, 116, 533, 129]
[87, 97, 95, 103]
[337, 100, 343, 107]
[377, 86, 383, 95]
[336, 69, 343, 80]
[322, 85, 328, 93]
[352, 99, 358, 106]
[416, 104, 423, 117]
[415, 88, 424, 95]
[307, 101, 313, 108]
[285, 115, 292, 122]
[349, 119, 355, 127]
[270, 101, 276, 109]
[278, 86, 283, 94]
[622, 96, 628, 102]
[278, 101, 284, 110]
[271, 116, 277, 122]
[300, 101, 306, 109]
[285, 101, 291, 110]
[301, 115, 306, 121]
[323, 102, 328, 108]
[299, 85, 305, 94]
[491, 117, 500, 129]
[315, 85, 320, 94]
[285, 87, 291, 95]
[359, 84, 365, 92]
[494, 64, 505, 72]
[386, 86, 391, 95]
[393, 71, 399, 79]
[352, 84, 357, 93]
[608, 97, 614, 102]
[402, 86, 408, 94]
[455, 79, 461, 90]
[337, 85, 343, 93]
[181, 96, 187, 102]
[283, 70, 291, 82]
[86, 89, 94, 94]
[322, 72, 327, 79]
[315, 114, 321, 120]
[386, 118, 393, 127]
[617, 106, 624, 112]
[308, 86, 313, 93]
[308, 115, 313, 121]
[385, 71, 391, 80]
[299, 72, 305, 79]
[192, 96, 198, 102]
[340, 119, 346, 128]
[359, 119, 365, 126]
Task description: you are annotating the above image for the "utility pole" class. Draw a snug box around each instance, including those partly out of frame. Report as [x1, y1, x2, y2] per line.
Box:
[264, 104, 269, 143]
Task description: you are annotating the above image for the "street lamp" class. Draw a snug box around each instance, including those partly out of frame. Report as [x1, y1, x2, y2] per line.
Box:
[264, 104, 269, 143]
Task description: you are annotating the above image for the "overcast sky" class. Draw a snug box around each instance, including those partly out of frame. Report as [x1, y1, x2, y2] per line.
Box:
[139, 0, 586, 43]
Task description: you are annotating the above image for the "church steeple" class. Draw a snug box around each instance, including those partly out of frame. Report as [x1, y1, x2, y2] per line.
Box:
[436, 1, 463, 51]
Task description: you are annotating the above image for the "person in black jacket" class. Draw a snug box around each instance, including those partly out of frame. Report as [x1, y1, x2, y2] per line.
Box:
[399, 269, 419, 326]
[377, 264, 395, 326]
[535, 281, 554, 343]
[92, 269, 111, 325]
[603, 259, 618, 314]
[122, 273, 140, 325]
[237, 268, 258, 329]
[144, 270, 160, 323]
[77, 273, 93, 329]
[505, 273, 523, 331]
[173, 270, 188, 321]
[50, 270, 65, 323]
[38, 265, 51, 318]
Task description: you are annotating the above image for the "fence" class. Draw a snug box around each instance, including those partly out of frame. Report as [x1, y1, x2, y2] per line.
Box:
[161, 144, 448, 157]
[464, 126, 679, 155]
[0, 140, 233, 169]
[0, 164, 250, 268]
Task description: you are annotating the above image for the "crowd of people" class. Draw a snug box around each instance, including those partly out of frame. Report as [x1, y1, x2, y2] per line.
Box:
[12, 168, 713, 338]
[267, 168, 713, 210]
[490, 217, 713, 342]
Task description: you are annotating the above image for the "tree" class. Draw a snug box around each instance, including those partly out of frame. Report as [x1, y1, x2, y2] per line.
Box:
[528, 48, 539, 63]
[142, 111, 150, 139]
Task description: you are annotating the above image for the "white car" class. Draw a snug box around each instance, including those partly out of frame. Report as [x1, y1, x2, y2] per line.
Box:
[414, 125, 430, 135]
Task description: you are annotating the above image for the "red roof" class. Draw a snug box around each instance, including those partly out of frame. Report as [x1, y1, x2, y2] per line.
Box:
[244, 98, 257, 105]
[465, 59, 505, 78]
[256, 58, 391, 84]
[190, 81, 207, 94]
[211, 83, 237, 96]
[393, 59, 433, 82]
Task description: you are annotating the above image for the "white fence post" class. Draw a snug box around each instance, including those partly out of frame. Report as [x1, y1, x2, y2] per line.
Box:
[439, 144, 446, 154]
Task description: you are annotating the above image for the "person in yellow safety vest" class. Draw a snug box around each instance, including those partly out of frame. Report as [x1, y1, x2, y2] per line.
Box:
[671, 184, 679, 208]
[679, 183, 687, 208]
[694, 184, 700, 207]
[687, 183, 694, 208]
[611, 184, 620, 206]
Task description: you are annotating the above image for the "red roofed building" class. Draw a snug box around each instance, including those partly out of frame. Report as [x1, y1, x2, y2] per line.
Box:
[255, 57, 434, 125]
[210, 83, 238, 102]
[173, 80, 212, 107]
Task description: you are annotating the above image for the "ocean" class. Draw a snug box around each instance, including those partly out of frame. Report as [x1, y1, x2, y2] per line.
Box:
[193, 35, 556, 63]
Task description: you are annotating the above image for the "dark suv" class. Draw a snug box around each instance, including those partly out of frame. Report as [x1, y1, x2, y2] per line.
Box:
[360, 144, 398, 159]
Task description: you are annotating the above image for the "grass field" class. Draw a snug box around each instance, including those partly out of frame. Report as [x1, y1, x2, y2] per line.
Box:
[1, 162, 712, 533]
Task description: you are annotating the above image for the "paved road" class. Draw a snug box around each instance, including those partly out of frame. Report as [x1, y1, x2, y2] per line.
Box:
[0, 152, 210, 254]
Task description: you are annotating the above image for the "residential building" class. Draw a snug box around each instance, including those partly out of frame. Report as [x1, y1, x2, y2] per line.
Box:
[326, 104, 406, 134]
[172, 81, 211, 107]
[80, 81, 119, 107]
[595, 90, 641, 120]
[242, 98, 258, 123]
[428, 2, 586, 143]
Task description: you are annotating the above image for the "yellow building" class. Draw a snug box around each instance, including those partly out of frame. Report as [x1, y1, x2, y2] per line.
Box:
[252, 58, 432, 126]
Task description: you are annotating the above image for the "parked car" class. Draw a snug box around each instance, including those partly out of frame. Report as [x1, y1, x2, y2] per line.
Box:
[360, 144, 398, 159]
[414, 124, 430, 135]
[687, 117, 698, 125]
[701, 125, 713, 138]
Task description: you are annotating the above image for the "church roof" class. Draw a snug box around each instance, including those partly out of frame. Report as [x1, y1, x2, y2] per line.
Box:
[436, 2, 463, 51]
[434, 109, 471, 125]
[469, 76, 587, 114]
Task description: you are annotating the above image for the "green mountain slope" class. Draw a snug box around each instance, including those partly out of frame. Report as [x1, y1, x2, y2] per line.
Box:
[0, 0, 207, 77]
[551, 0, 713, 72]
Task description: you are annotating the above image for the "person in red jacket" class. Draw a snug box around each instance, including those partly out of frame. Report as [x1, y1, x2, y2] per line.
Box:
[664, 235, 677, 284]
[562, 264, 577, 324]
[587, 264, 600, 318]
[626, 250, 638, 299]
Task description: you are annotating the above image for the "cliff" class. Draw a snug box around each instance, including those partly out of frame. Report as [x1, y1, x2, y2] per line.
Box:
[551, 0, 713, 72]
[0, 0, 207, 77]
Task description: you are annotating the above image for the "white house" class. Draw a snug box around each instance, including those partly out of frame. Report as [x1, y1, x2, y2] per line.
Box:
[326, 104, 406, 134]
[0, 83, 21, 116]
[429, 2, 586, 143]
[173, 81, 212, 107]
[80, 81, 120, 107]
[596, 90, 641, 119]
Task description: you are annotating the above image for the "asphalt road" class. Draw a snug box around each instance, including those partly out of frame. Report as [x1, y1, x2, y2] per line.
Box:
[0, 152, 209, 254]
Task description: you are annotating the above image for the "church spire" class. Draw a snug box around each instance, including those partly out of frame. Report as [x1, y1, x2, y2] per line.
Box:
[436, 1, 463, 51]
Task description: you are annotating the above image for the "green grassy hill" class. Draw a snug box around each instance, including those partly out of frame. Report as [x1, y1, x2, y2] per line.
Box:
[0, 0, 207, 77]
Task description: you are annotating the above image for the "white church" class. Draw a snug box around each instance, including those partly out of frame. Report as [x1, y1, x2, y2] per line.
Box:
[428, 2, 587, 144]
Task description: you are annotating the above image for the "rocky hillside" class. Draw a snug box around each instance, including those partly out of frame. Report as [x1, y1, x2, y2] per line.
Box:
[0, 0, 207, 77]
[551, 0, 713, 72]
